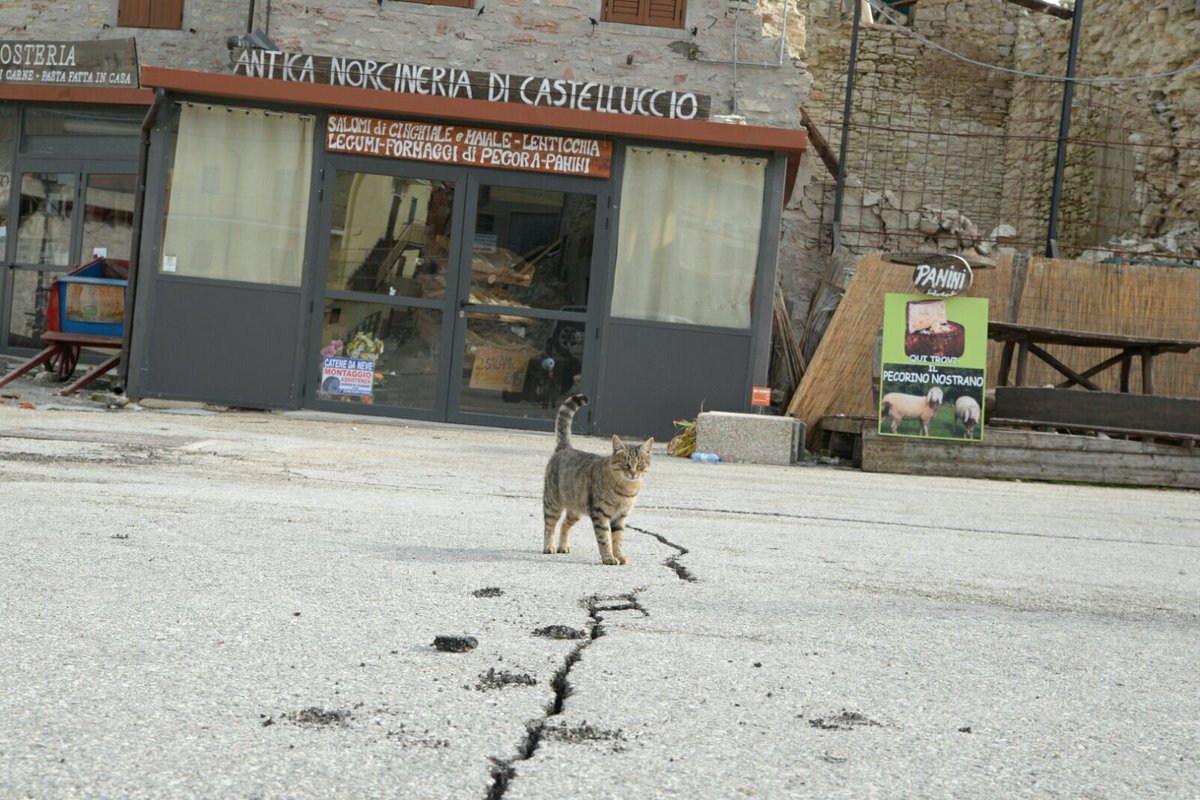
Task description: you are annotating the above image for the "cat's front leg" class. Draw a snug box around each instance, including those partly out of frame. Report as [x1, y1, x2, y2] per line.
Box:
[556, 513, 580, 554]
[610, 515, 629, 565]
[591, 512, 619, 565]
[543, 509, 561, 554]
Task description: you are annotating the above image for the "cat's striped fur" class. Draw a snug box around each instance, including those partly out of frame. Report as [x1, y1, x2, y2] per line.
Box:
[542, 394, 653, 566]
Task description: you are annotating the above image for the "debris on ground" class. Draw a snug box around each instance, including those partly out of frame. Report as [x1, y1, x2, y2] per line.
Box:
[433, 635, 478, 653]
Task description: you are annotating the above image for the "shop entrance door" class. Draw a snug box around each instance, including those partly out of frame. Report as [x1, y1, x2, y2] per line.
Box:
[308, 159, 606, 430]
[1, 163, 137, 353]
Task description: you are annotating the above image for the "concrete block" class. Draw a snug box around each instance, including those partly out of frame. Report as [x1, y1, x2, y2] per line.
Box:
[695, 411, 805, 466]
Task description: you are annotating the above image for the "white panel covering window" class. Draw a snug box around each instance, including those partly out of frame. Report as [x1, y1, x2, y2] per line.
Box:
[610, 147, 766, 329]
[160, 103, 313, 285]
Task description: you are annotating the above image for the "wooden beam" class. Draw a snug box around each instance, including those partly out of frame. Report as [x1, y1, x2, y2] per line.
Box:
[799, 106, 839, 179]
[861, 427, 1200, 489]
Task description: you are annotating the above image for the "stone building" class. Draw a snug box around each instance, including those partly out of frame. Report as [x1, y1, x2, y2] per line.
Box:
[0, 0, 810, 436]
[1, 0, 1195, 430]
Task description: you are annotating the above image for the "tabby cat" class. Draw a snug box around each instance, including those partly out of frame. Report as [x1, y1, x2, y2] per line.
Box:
[542, 394, 653, 566]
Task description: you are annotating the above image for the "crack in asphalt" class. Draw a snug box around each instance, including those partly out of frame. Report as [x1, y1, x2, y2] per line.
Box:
[629, 525, 697, 582]
[484, 592, 639, 800]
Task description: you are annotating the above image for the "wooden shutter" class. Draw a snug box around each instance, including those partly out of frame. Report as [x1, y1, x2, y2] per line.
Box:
[147, 0, 184, 29]
[646, 0, 685, 27]
[602, 0, 685, 28]
[604, 0, 646, 25]
[399, 0, 475, 7]
[117, 0, 151, 27]
[119, 0, 182, 29]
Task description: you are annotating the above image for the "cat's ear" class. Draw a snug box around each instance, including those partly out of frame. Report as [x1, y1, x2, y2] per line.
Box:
[611, 435, 624, 452]
[639, 437, 654, 456]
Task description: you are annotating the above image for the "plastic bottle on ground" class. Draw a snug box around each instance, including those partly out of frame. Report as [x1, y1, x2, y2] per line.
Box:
[690, 451, 721, 464]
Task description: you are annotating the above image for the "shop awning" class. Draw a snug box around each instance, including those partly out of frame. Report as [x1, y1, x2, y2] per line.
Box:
[139, 65, 807, 201]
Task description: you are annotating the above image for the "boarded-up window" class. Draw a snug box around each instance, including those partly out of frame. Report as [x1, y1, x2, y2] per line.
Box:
[602, 0, 686, 28]
[118, 0, 184, 29]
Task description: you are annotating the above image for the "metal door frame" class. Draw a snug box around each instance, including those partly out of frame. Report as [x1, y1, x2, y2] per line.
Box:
[304, 156, 610, 430]
[303, 154, 471, 422]
[445, 168, 610, 433]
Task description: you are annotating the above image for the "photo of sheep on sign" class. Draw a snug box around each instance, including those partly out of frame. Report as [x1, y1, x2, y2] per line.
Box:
[878, 293, 988, 441]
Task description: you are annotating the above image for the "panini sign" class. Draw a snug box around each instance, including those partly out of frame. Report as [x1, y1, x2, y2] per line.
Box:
[912, 253, 974, 297]
[232, 49, 710, 120]
[326, 114, 612, 178]
[0, 39, 139, 88]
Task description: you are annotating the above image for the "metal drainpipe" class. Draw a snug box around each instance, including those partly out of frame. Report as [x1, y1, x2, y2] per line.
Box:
[832, 0, 864, 253]
[1046, 0, 1084, 258]
[116, 87, 168, 394]
[246, 0, 257, 34]
[693, 0, 791, 69]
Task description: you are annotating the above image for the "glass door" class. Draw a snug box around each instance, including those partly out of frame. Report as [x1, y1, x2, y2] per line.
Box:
[448, 176, 604, 427]
[308, 158, 467, 419]
[307, 160, 606, 429]
[2, 163, 136, 351]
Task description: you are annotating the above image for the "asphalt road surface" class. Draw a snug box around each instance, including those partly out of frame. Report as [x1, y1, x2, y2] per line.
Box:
[1, 398, 1197, 799]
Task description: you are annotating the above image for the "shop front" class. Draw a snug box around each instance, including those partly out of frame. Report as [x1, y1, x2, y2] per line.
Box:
[125, 62, 805, 439]
[0, 40, 149, 358]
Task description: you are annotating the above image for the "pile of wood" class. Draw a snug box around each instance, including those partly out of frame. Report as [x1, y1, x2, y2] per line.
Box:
[768, 281, 806, 412]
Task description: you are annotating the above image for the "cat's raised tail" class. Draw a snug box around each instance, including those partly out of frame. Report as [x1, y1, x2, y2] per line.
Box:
[555, 394, 589, 451]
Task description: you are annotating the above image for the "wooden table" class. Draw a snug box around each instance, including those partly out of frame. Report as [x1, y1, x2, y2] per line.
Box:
[987, 321, 1200, 395]
[0, 331, 123, 397]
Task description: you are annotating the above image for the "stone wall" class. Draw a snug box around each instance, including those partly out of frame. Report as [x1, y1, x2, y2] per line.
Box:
[0, 1, 248, 72]
[793, 0, 1027, 321]
[1006, 0, 1200, 262]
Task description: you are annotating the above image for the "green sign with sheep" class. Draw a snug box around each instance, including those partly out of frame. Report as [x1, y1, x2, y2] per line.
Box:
[878, 293, 988, 440]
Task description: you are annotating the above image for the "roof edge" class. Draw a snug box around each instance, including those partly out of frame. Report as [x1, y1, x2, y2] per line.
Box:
[139, 66, 806, 156]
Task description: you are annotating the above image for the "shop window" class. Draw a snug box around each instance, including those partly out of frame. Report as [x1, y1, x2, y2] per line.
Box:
[117, 0, 184, 29]
[82, 174, 137, 262]
[610, 147, 765, 329]
[160, 103, 313, 286]
[20, 108, 142, 159]
[602, 0, 686, 28]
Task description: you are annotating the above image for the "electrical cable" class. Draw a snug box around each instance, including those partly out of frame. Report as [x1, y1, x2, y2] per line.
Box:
[865, 0, 1200, 85]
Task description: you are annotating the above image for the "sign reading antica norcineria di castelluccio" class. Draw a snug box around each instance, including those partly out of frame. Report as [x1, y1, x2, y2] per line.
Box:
[0, 40, 139, 88]
[231, 49, 711, 121]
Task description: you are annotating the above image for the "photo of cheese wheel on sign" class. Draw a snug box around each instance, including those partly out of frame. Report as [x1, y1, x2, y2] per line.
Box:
[904, 298, 965, 359]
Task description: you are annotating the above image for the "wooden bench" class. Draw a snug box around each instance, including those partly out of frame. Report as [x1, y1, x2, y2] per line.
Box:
[988, 321, 1200, 395]
[990, 386, 1200, 446]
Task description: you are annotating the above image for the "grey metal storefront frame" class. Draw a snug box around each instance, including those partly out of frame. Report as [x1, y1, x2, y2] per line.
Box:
[124, 85, 795, 438]
[125, 98, 326, 409]
[0, 103, 139, 357]
[591, 142, 788, 440]
[302, 149, 613, 433]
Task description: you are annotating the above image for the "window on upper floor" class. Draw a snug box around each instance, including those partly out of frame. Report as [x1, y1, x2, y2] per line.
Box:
[602, 0, 687, 29]
[117, 0, 184, 29]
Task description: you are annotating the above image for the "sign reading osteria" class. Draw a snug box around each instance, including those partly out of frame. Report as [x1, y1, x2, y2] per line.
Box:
[0, 40, 138, 88]
[326, 114, 612, 178]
